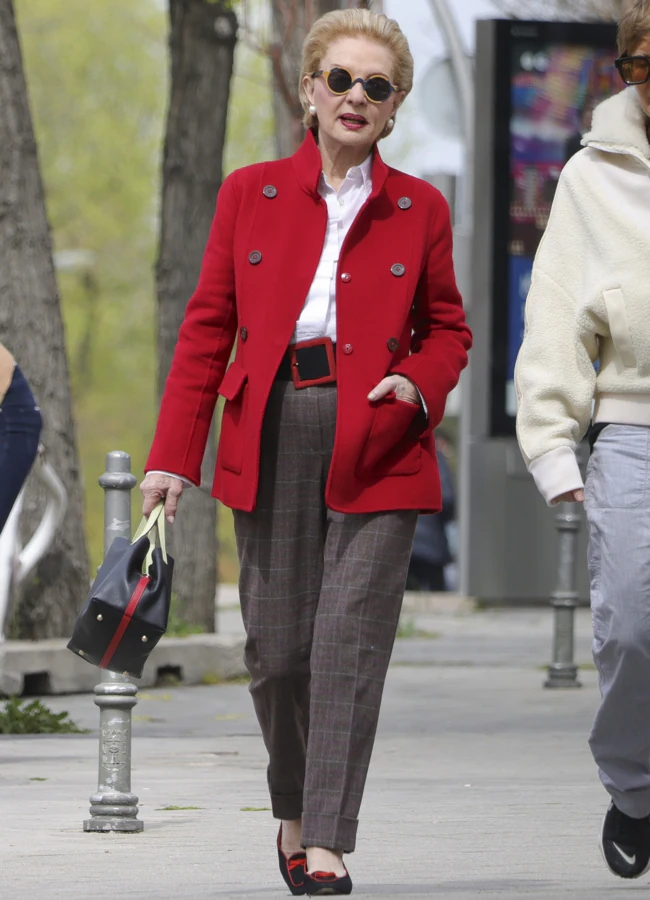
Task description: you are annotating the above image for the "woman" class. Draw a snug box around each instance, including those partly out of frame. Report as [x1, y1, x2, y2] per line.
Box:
[515, 0, 650, 881]
[142, 9, 470, 895]
[0, 343, 42, 533]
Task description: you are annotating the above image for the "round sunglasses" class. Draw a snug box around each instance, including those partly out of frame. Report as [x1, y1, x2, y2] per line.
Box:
[311, 67, 399, 104]
[615, 54, 650, 85]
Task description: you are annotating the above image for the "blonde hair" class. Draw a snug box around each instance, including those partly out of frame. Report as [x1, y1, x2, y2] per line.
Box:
[618, 0, 650, 54]
[299, 9, 414, 140]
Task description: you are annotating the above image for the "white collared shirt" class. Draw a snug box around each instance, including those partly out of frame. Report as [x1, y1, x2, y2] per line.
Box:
[292, 154, 373, 343]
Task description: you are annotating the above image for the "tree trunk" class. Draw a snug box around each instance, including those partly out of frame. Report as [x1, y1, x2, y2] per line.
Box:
[156, 0, 237, 633]
[269, 0, 370, 160]
[0, 0, 89, 639]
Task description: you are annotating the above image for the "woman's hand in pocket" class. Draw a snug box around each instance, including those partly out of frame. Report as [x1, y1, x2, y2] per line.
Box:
[368, 374, 421, 405]
[140, 473, 184, 523]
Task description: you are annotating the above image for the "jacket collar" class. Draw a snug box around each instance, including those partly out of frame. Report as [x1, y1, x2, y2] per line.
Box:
[292, 128, 389, 199]
[584, 86, 650, 160]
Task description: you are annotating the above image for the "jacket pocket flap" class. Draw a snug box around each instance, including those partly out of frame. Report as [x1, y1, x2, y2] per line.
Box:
[218, 361, 247, 401]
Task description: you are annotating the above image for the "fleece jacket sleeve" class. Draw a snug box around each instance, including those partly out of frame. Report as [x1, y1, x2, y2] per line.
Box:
[514, 163, 600, 505]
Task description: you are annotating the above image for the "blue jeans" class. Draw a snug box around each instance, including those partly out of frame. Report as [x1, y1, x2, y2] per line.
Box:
[0, 366, 42, 534]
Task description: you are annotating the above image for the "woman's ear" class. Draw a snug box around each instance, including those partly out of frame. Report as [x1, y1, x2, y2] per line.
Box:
[303, 75, 315, 105]
[392, 91, 406, 115]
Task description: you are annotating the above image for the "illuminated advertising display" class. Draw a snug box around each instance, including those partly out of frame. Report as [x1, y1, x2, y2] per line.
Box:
[489, 21, 620, 435]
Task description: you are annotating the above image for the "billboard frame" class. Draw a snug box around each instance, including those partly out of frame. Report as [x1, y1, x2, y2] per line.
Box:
[488, 19, 618, 437]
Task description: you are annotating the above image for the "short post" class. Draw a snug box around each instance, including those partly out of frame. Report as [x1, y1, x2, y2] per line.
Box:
[84, 451, 143, 832]
[544, 501, 582, 689]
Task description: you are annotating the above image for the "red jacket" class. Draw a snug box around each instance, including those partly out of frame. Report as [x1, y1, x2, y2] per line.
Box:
[146, 132, 472, 514]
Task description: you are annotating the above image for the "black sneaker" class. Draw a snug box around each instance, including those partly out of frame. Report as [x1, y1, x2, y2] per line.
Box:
[601, 802, 650, 879]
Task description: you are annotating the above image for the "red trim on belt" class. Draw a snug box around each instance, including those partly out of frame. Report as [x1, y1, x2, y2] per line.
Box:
[99, 575, 150, 669]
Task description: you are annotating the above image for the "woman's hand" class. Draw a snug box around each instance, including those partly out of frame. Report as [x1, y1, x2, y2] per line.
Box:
[368, 374, 420, 405]
[551, 489, 585, 505]
[140, 473, 184, 523]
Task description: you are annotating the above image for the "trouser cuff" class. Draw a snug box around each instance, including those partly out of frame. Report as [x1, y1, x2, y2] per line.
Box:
[271, 790, 303, 821]
[605, 784, 650, 819]
[301, 813, 358, 854]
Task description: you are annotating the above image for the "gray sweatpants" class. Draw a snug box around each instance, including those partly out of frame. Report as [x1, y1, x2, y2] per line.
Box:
[585, 423, 650, 818]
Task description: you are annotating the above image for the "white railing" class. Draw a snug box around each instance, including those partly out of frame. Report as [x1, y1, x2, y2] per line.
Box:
[0, 445, 68, 640]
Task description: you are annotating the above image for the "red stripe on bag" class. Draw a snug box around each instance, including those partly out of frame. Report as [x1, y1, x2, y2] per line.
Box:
[99, 575, 151, 670]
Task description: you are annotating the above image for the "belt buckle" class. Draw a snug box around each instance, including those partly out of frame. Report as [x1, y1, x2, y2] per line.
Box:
[289, 337, 337, 389]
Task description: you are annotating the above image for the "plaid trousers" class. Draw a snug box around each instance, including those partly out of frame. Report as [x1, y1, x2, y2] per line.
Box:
[233, 381, 417, 853]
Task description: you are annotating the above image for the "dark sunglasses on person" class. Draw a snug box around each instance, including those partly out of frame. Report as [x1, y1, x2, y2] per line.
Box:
[311, 66, 399, 103]
[615, 53, 650, 85]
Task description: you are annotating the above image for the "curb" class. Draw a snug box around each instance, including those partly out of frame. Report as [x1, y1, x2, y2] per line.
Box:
[216, 584, 476, 616]
[401, 591, 476, 615]
[0, 634, 247, 696]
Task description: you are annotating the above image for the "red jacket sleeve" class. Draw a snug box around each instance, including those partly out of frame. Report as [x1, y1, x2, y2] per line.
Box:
[145, 172, 240, 483]
[391, 193, 472, 430]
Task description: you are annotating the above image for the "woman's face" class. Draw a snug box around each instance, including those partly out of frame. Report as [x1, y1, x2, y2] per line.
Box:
[631, 35, 650, 118]
[303, 36, 404, 152]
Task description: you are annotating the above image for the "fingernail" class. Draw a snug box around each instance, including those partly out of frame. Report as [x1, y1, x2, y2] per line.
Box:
[368, 392, 377, 400]
[167, 515, 175, 524]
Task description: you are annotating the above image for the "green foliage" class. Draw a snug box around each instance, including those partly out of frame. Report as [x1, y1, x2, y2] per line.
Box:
[14, 0, 273, 584]
[202, 672, 250, 685]
[156, 805, 203, 810]
[224, 6, 274, 175]
[15, 0, 166, 571]
[166, 604, 206, 637]
[396, 617, 440, 640]
[0, 697, 89, 734]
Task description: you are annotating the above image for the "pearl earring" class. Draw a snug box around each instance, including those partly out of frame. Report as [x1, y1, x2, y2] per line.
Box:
[385, 118, 395, 133]
[309, 104, 317, 115]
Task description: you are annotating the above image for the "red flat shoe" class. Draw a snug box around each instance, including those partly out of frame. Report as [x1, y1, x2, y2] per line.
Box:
[277, 825, 307, 895]
[304, 865, 353, 896]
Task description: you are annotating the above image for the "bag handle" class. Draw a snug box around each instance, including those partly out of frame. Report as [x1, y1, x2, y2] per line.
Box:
[132, 502, 168, 571]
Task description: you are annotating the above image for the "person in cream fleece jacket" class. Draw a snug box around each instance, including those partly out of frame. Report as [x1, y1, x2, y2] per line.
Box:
[515, 0, 650, 881]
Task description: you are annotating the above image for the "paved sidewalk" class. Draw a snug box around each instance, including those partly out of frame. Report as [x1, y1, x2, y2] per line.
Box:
[1, 607, 627, 899]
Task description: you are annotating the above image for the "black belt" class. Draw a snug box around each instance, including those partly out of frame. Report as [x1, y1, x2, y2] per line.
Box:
[276, 337, 337, 388]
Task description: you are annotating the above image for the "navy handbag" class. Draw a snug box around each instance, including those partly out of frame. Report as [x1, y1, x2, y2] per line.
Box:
[67, 503, 173, 678]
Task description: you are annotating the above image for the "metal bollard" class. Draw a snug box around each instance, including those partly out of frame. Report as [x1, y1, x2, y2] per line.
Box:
[544, 501, 582, 689]
[84, 451, 144, 833]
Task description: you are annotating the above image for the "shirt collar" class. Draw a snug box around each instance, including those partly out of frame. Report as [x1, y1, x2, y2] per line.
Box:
[319, 153, 372, 194]
[292, 129, 388, 199]
[348, 153, 373, 190]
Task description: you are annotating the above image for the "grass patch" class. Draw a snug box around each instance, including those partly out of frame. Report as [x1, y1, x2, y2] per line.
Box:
[201, 672, 250, 686]
[241, 806, 271, 812]
[156, 672, 182, 687]
[396, 617, 441, 640]
[166, 607, 206, 638]
[29, 777, 47, 782]
[156, 805, 203, 811]
[0, 697, 89, 735]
